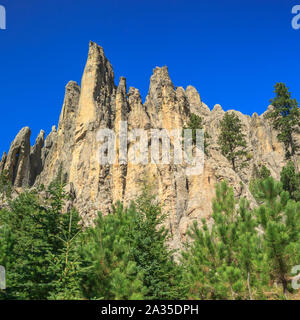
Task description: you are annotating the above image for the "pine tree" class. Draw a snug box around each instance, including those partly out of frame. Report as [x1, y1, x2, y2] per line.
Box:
[183, 113, 211, 156]
[280, 160, 300, 201]
[0, 174, 83, 300]
[218, 113, 248, 171]
[257, 165, 271, 180]
[182, 181, 265, 300]
[78, 203, 147, 300]
[79, 186, 183, 300]
[235, 197, 269, 299]
[267, 83, 300, 159]
[255, 177, 300, 297]
[0, 170, 12, 201]
[129, 185, 184, 299]
[249, 164, 271, 202]
[46, 207, 83, 300]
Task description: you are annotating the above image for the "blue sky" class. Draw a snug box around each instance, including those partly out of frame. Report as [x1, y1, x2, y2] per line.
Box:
[0, 0, 300, 153]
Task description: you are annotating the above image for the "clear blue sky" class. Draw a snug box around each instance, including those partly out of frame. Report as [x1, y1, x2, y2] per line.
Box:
[0, 0, 300, 153]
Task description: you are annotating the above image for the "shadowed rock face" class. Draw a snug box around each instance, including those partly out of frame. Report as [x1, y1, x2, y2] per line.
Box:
[29, 130, 45, 186]
[0, 152, 7, 172]
[3, 127, 31, 188]
[0, 42, 295, 249]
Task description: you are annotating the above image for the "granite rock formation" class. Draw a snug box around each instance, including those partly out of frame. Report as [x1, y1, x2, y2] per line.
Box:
[0, 41, 293, 249]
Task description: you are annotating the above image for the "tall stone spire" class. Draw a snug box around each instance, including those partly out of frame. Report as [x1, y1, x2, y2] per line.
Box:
[4, 127, 31, 187]
[75, 41, 115, 141]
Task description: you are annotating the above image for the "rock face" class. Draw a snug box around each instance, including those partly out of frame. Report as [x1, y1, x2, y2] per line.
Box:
[0, 41, 295, 249]
[3, 127, 31, 188]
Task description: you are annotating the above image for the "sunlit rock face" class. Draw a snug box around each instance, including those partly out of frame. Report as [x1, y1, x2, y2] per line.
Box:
[1, 42, 292, 249]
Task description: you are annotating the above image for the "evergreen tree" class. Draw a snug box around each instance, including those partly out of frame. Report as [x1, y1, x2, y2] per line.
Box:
[183, 113, 211, 156]
[0, 175, 82, 300]
[255, 177, 300, 297]
[78, 203, 146, 300]
[0, 170, 12, 201]
[249, 164, 271, 202]
[46, 207, 83, 300]
[182, 181, 266, 300]
[280, 161, 300, 201]
[79, 185, 183, 300]
[256, 165, 271, 180]
[129, 185, 184, 299]
[218, 113, 248, 171]
[267, 83, 300, 159]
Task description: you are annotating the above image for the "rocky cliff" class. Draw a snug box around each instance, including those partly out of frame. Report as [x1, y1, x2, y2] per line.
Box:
[0, 41, 293, 249]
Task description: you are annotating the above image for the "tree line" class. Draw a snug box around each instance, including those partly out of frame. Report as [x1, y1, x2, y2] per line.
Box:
[0, 160, 300, 300]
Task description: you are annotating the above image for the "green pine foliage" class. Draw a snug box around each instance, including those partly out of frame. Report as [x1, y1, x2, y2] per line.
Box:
[79, 185, 183, 300]
[0, 175, 82, 300]
[182, 181, 267, 300]
[254, 177, 300, 297]
[217, 113, 248, 171]
[1, 168, 300, 300]
[183, 177, 300, 299]
[0, 170, 12, 201]
[267, 83, 300, 159]
[249, 164, 271, 202]
[256, 165, 271, 180]
[280, 161, 300, 201]
[183, 113, 211, 156]
[78, 203, 147, 300]
[129, 185, 185, 299]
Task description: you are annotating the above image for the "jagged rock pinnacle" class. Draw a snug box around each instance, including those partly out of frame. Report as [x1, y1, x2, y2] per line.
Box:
[4, 127, 31, 187]
[0, 41, 291, 250]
